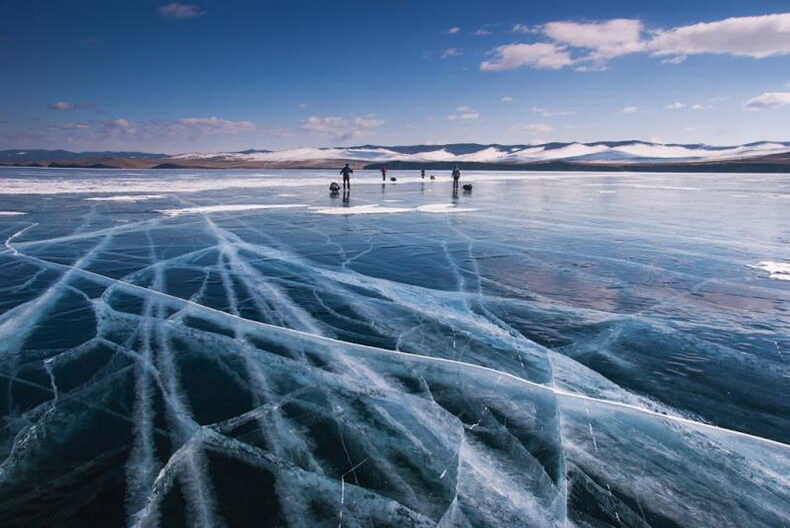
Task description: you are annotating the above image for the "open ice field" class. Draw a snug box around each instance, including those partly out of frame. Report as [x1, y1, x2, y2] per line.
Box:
[0, 167, 788, 527]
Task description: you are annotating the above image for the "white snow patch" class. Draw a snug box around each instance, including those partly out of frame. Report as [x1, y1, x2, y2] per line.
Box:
[751, 261, 790, 281]
[157, 204, 307, 217]
[0, 211, 26, 216]
[311, 204, 412, 215]
[416, 203, 478, 213]
[311, 203, 478, 215]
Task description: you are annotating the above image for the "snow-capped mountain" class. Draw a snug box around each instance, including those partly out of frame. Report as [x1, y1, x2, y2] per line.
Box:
[170, 140, 790, 165]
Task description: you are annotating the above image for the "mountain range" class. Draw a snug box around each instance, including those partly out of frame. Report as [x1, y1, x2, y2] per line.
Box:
[3, 140, 790, 172]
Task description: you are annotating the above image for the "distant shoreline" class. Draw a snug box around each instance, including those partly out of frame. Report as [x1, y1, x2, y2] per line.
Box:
[2, 157, 790, 173]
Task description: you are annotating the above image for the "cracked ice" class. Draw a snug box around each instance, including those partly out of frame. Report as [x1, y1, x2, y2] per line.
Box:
[0, 168, 788, 527]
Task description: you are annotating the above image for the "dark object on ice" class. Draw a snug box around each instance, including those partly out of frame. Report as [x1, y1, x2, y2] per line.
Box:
[462, 183, 473, 192]
[329, 182, 341, 194]
[452, 166, 461, 191]
[339, 163, 353, 190]
[429, 175, 436, 180]
[381, 167, 388, 181]
[390, 176, 397, 182]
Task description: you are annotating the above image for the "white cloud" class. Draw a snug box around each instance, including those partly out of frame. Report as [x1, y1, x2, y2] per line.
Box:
[621, 106, 639, 113]
[445, 26, 461, 34]
[174, 116, 255, 134]
[743, 92, 790, 110]
[480, 42, 573, 71]
[543, 19, 644, 63]
[473, 29, 491, 36]
[157, 3, 206, 19]
[649, 13, 790, 61]
[512, 24, 535, 34]
[532, 106, 576, 117]
[300, 114, 383, 140]
[500, 96, 513, 102]
[440, 47, 462, 59]
[691, 103, 712, 110]
[110, 118, 132, 128]
[46, 116, 256, 142]
[47, 101, 76, 111]
[446, 106, 480, 121]
[482, 13, 790, 71]
[664, 102, 685, 109]
[521, 123, 553, 133]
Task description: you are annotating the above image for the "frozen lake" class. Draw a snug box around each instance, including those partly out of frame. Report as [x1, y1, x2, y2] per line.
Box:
[0, 167, 789, 527]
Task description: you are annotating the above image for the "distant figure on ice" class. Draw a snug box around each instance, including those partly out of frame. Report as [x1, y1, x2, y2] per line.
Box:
[421, 169, 426, 179]
[452, 166, 461, 192]
[339, 163, 353, 190]
[381, 167, 388, 181]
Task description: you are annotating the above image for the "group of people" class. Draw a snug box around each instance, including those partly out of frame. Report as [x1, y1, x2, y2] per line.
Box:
[338, 164, 461, 191]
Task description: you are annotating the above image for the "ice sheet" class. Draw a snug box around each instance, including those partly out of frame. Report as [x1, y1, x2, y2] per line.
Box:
[0, 167, 788, 527]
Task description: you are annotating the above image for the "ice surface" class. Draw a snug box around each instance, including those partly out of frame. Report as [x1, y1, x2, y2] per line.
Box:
[0, 168, 788, 527]
[751, 261, 790, 281]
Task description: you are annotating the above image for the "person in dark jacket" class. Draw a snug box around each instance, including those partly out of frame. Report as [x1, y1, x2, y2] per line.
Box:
[340, 163, 353, 190]
[381, 167, 388, 181]
[421, 169, 426, 179]
[452, 166, 461, 191]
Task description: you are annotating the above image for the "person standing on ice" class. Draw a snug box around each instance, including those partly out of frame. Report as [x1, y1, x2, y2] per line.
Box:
[421, 169, 426, 179]
[340, 163, 353, 190]
[452, 166, 461, 191]
[381, 167, 387, 181]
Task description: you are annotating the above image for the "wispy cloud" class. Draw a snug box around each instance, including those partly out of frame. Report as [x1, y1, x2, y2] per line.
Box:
[157, 3, 206, 19]
[445, 26, 461, 35]
[300, 114, 383, 140]
[481, 43, 573, 71]
[297, 102, 308, 109]
[482, 13, 790, 71]
[743, 92, 790, 110]
[664, 102, 685, 110]
[521, 123, 553, 133]
[47, 101, 76, 111]
[446, 106, 480, 121]
[500, 96, 513, 102]
[472, 28, 491, 36]
[47, 101, 93, 111]
[532, 106, 576, 117]
[621, 106, 639, 113]
[440, 47, 462, 59]
[45, 116, 255, 141]
[512, 24, 535, 34]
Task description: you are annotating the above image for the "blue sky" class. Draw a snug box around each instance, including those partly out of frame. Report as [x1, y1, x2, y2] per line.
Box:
[1, 1, 789, 153]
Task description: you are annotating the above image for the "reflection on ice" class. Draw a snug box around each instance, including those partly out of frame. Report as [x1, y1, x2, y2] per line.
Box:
[0, 168, 788, 526]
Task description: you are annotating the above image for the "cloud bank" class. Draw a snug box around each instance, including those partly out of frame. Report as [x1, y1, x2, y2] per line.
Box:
[482, 13, 790, 71]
